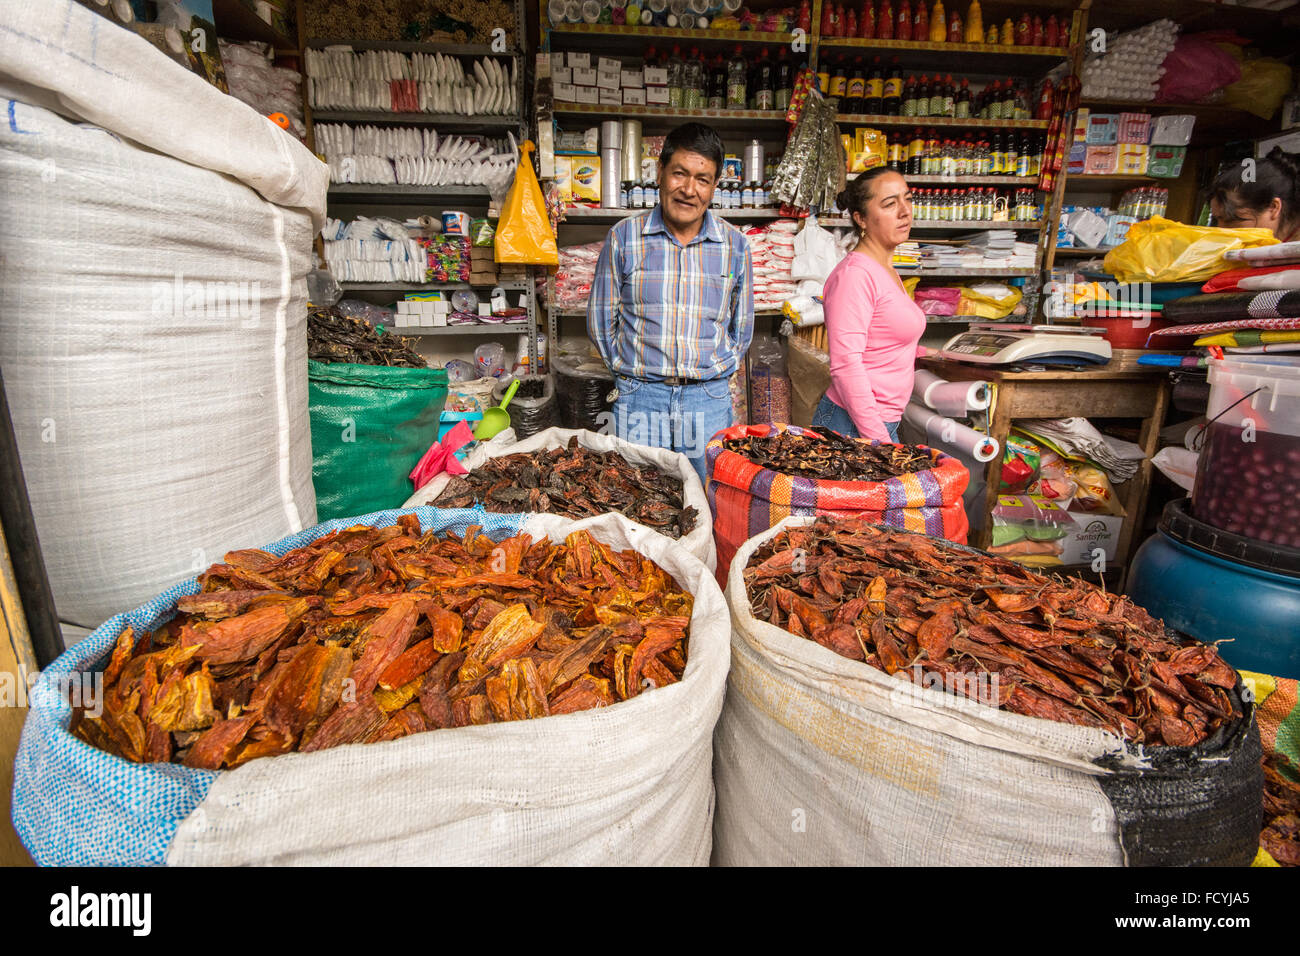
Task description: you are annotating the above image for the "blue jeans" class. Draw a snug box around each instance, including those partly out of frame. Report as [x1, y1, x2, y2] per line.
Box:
[609, 375, 734, 485]
[812, 395, 900, 442]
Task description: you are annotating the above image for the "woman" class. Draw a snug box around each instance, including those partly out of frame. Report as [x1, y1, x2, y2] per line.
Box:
[1209, 146, 1300, 241]
[812, 166, 927, 443]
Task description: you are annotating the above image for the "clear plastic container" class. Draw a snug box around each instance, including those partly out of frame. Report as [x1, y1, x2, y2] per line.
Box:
[1191, 356, 1300, 547]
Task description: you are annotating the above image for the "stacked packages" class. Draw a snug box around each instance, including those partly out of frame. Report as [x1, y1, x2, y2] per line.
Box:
[747, 221, 799, 311]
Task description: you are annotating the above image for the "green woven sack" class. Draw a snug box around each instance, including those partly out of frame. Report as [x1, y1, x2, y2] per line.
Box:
[308, 359, 448, 521]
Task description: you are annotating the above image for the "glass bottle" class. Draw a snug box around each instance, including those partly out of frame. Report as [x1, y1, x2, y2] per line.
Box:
[955, 77, 970, 118]
[727, 45, 748, 109]
[755, 49, 775, 111]
[667, 45, 685, 108]
[866, 57, 884, 114]
[883, 58, 903, 115]
[846, 56, 867, 114]
[775, 48, 793, 111]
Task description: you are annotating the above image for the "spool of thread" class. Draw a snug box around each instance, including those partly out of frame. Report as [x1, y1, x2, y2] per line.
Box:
[601, 148, 623, 208]
[620, 121, 643, 183]
[600, 121, 623, 151]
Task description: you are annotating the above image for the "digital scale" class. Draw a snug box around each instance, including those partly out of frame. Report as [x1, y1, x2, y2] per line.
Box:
[939, 324, 1113, 366]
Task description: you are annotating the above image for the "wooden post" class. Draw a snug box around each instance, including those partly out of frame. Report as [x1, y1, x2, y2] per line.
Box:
[0, 523, 35, 866]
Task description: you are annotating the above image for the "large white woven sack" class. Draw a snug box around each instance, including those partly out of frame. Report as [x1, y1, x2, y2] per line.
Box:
[405, 427, 717, 573]
[714, 516, 1137, 866]
[0, 0, 325, 629]
[14, 508, 729, 866]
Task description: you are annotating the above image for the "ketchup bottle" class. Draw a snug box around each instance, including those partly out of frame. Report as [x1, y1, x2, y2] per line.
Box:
[798, 0, 812, 32]
[1030, 15, 1044, 47]
[896, 0, 911, 40]
[878, 0, 894, 38]
[820, 1, 834, 35]
[1036, 78, 1054, 120]
[913, 0, 928, 42]
[1015, 12, 1030, 45]
[846, 7, 858, 35]
[862, 0, 876, 37]
[1044, 14, 1060, 47]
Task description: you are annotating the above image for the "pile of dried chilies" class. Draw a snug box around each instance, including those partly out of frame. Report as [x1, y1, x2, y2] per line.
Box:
[722, 428, 934, 482]
[744, 517, 1242, 748]
[73, 516, 692, 769]
[430, 437, 698, 538]
[1262, 754, 1300, 866]
[308, 305, 426, 368]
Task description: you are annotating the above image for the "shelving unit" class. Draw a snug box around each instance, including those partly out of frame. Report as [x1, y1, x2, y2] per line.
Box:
[303, 0, 543, 369]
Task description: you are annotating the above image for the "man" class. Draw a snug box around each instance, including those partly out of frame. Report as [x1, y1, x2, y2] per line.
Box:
[587, 122, 754, 484]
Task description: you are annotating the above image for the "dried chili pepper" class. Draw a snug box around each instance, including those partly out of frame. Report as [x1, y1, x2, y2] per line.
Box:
[429, 437, 698, 539]
[744, 516, 1244, 748]
[722, 428, 934, 482]
[73, 519, 692, 768]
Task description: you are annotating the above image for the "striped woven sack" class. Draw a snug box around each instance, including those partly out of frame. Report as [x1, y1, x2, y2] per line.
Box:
[705, 423, 971, 583]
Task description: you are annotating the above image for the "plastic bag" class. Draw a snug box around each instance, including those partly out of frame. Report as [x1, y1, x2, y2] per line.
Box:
[914, 287, 963, 317]
[475, 343, 506, 378]
[790, 218, 844, 282]
[495, 141, 559, 265]
[1068, 461, 1125, 515]
[1157, 34, 1241, 104]
[1027, 450, 1078, 500]
[959, 282, 1023, 319]
[1102, 216, 1278, 284]
[990, 494, 1077, 567]
[999, 435, 1041, 493]
[1221, 57, 1293, 120]
[306, 268, 342, 307]
[444, 359, 478, 383]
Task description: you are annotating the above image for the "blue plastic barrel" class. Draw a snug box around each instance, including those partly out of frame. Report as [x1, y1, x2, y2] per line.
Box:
[1127, 499, 1300, 679]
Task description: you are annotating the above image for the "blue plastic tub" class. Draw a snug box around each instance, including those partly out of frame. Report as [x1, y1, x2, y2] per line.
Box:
[1127, 499, 1300, 679]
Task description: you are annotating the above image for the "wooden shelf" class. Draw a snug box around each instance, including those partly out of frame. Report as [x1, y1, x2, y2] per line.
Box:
[872, 174, 1040, 186]
[545, 24, 797, 49]
[837, 113, 1049, 130]
[213, 0, 294, 48]
[340, 281, 531, 292]
[553, 103, 789, 129]
[560, 206, 791, 221]
[1066, 173, 1157, 186]
[819, 38, 1069, 56]
[901, 267, 1039, 277]
[328, 184, 492, 202]
[820, 217, 1042, 230]
[310, 110, 520, 129]
[306, 39, 521, 56]
[389, 323, 531, 335]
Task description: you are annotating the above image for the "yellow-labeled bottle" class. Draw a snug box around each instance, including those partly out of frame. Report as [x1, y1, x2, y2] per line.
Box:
[986, 24, 998, 44]
[1000, 17, 1014, 45]
[965, 0, 983, 42]
[929, 0, 946, 41]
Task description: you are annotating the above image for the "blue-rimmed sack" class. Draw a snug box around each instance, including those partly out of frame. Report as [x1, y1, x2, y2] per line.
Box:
[13, 506, 729, 866]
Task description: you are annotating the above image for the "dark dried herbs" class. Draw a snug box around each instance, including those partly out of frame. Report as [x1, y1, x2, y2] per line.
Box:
[745, 516, 1243, 748]
[723, 427, 934, 481]
[73, 516, 692, 768]
[1262, 753, 1300, 866]
[430, 436, 698, 538]
[308, 306, 426, 368]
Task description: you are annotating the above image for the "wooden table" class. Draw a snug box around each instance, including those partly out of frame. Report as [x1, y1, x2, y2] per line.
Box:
[918, 351, 1171, 571]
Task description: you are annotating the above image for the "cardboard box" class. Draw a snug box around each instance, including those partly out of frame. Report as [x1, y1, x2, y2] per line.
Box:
[643, 66, 668, 86]
[553, 82, 577, 103]
[572, 66, 596, 87]
[620, 68, 643, 89]
[1058, 511, 1125, 566]
[645, 84, 670, 105]
[556, 127, 599, 153]
[567, 52, 590, 69]
[623, 88, 646, 106]
[597, 56, 620, 73]
[550, 52, 565, 72]
[554, 157, 574, 202]
[597, 69, 621, 91]
[568, 156, 602, 203]
[599, 89, 622, 106]
[575, 86, 599, 105]
[553, 66, 572, 85]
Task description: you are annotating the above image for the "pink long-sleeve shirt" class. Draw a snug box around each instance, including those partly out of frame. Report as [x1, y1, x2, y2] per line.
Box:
[823, 251, 927, 442]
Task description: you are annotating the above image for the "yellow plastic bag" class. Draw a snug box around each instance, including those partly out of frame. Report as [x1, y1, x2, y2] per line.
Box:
[1218, 48, 1293, 121]
[1102, 216, 1277, 284]
[495, 141, 559, 265]
[959, 282, 1022, 319]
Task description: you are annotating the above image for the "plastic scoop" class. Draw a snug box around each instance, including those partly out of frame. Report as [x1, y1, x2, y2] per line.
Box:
[473, 378, 520, 440]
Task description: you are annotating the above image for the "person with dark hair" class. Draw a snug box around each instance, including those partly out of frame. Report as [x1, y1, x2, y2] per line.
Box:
[587, 122, 754, 482]
[1210, 146, 1300, 241]
[812, 166, 927, 442]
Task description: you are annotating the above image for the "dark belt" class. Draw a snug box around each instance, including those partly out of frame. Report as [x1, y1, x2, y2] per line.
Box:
[657, 376, 702, 386]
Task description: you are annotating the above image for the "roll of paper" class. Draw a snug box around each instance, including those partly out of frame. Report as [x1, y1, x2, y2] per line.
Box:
[912, 369, 991, 418]
[904, 402, 1000, 462]
[620, 121, 642, 183]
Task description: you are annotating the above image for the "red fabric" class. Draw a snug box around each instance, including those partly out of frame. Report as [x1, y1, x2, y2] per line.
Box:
[409, 420, 472, 491]
[1202, 264, 1300, 293]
